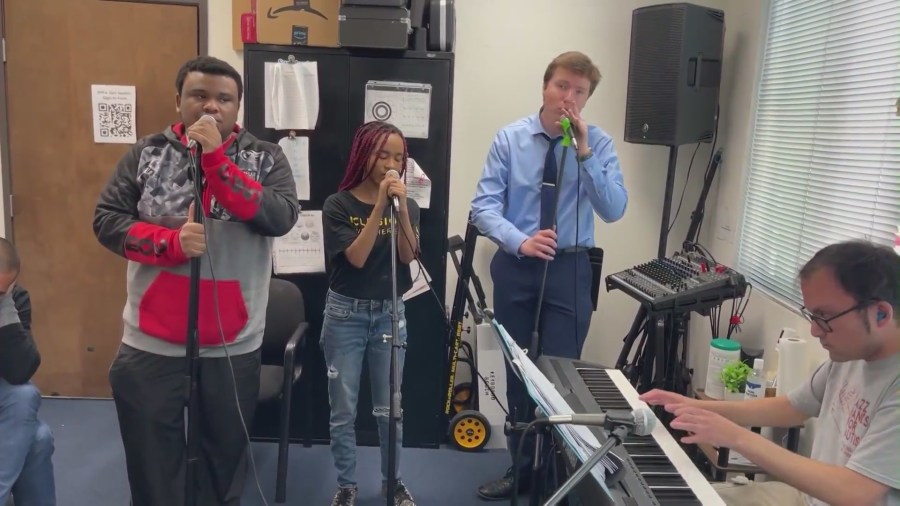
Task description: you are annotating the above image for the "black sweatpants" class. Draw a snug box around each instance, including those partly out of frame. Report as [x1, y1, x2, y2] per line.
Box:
[109, 343, 261, 506]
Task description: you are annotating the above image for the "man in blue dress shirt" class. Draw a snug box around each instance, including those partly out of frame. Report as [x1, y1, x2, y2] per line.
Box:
[470, 51, 628, 501]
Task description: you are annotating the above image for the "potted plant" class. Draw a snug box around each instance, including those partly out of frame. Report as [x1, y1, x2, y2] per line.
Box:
[720, 360, 753, 400]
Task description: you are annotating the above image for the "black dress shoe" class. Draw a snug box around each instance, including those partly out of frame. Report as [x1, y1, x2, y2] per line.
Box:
[476, 468, 530, 501]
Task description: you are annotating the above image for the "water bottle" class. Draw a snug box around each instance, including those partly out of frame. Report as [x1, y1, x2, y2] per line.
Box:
[744, 358, 766, 400]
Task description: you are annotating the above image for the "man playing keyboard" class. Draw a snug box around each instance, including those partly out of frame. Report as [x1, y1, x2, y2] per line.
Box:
[641, 240, 899, 506]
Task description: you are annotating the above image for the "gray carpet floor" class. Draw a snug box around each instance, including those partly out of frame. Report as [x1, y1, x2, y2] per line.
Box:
[39, 398, 511, 505]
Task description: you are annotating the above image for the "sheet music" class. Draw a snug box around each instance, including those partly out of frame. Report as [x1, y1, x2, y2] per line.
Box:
[402, 261, 432, 301]
[273, 211, 325, 274]
[265, 60, 319, 130]
[364, 81, 431, 139]
[405, 158, 432, 209]
[491, 322, 614, 498]
[278, 135, 310, 201]
[494, 321, 725, 505]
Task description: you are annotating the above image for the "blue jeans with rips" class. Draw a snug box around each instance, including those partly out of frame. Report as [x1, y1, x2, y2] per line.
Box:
[0, 380, 56, 506]
[319, 289, 407, 488]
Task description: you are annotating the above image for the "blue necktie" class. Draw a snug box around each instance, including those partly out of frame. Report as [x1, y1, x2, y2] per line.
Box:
[540, 135, 562, 230]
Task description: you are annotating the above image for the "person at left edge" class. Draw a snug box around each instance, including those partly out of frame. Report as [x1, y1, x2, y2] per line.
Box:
[92, 56, 299, 506]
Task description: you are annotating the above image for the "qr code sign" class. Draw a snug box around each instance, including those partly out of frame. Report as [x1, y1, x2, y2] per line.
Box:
[97, 102, 134, 139]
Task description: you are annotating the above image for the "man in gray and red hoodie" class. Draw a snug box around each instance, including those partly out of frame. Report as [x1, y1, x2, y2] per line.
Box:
[93, 56, 298, 506]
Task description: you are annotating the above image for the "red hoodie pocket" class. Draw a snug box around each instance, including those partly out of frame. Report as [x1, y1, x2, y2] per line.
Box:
[138, 271, 249, 346]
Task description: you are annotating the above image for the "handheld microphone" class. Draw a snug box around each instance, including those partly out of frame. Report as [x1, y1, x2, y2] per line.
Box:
[385, 169, 401, 209]
[560, 116, 578, 150]
[186, 114, 216, 150]
[540, 407, 657, 437]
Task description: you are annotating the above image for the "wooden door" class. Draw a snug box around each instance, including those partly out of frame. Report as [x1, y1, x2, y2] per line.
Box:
[3, 0, 201, 396]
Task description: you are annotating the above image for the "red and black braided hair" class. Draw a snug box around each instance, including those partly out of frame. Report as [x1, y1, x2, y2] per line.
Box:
[338, 121, 408, 191]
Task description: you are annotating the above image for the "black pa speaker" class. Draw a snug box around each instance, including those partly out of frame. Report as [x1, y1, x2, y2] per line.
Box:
[624, 3, 724, 146]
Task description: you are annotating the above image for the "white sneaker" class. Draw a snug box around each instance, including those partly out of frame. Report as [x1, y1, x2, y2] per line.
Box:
[381, 480, 416, 506]
[330, 486, 358, 506]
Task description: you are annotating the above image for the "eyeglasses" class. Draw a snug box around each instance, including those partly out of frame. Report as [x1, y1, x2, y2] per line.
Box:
[800, 300, 876, 333]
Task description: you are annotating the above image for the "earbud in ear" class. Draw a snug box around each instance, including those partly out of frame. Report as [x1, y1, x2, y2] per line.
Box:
[877, 310, 887, 322]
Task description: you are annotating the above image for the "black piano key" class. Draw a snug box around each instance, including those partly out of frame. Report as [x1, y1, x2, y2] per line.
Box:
[571, 366, 703, 506]
[622, 443, 667, 456]
[652, 488, 702, 501]
[651, 484, 696, 492]
[643, 473, 692, 487]
[630, 455, 678, 472]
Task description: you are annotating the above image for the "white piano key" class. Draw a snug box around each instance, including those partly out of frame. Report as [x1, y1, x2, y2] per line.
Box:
[605, 368, 726, 506]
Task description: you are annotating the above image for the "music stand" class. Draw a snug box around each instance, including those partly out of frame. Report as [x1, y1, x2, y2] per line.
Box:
[490, 318, 619, 506]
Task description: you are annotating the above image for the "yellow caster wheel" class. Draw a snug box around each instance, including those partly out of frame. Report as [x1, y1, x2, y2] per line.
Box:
[449, 410, 491, 452]
[452, 383, 473, 413]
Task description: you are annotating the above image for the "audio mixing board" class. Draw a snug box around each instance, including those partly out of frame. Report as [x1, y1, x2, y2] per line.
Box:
[606, 252, 747, 313]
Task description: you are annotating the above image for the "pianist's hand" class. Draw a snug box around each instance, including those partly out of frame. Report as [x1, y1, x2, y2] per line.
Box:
[667, 405, 746, 449]
[638, 389, 694, 408]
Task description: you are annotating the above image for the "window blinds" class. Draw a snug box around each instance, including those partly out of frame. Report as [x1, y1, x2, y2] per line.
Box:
[737, 0, 900, 305]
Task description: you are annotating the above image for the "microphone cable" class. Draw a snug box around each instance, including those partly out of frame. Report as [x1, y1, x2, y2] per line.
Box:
[392, 205, 509, 418]
[510, 419, 542, 506]
[574, 145, 583, 362]
[558, 117, 586, 362]
[557, 119, 585, 363]
[187, 148, 270, 506]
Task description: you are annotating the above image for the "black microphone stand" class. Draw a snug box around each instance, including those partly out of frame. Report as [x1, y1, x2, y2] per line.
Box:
[385, 200, 403, 506]
[184, 146, 204, 506]
[542, 423, 631, 506]
[528, 124, 575, 360]
[528, 415, 549, 506]
[523, 123, 575, 505]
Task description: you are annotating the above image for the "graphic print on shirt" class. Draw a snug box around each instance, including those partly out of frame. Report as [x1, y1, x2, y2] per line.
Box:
[831, 381, 871, 457]
[348, 214, 419, 237]
[136, 144, 272, 221]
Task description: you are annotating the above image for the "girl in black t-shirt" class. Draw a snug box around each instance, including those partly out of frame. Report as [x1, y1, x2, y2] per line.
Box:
[320, 121, 420, 506]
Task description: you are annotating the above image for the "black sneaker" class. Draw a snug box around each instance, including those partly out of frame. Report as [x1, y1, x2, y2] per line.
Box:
[330, 486, 358, 506]
[382, 479, 416, 506]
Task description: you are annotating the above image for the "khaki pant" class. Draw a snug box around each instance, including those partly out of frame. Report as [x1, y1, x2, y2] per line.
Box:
[713, 481, 806, 506]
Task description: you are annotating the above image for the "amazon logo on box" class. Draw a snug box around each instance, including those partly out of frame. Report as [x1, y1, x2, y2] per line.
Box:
[234, 0, 340, 49]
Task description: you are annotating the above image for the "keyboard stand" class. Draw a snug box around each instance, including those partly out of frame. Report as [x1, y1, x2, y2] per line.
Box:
[544, 425, 627, 506]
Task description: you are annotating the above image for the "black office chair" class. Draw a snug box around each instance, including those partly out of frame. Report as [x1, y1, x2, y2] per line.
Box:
[258, 278, 308, 503]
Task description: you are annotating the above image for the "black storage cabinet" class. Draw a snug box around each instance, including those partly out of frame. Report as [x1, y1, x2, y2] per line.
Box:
[243, 44, 454, 449]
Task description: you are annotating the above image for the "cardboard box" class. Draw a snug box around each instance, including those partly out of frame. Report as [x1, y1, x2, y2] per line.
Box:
[474, 322, 509, 450]
[255, 0, 340, 48]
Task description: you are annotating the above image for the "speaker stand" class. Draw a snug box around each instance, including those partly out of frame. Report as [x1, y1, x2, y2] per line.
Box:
[617, 146, 724, 398]
[615, 145, 679, 397]
[657, 145, 679, 259]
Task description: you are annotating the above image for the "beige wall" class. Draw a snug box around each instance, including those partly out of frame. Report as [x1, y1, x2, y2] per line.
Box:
[11, 0, 821, 378]
[0, 2, 826, 449]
